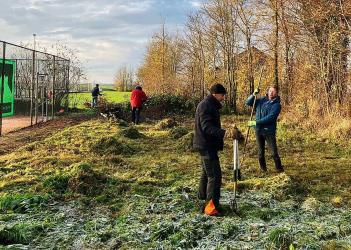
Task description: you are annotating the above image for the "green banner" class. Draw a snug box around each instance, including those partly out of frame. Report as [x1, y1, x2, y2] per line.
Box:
[0, 59, 16, 117]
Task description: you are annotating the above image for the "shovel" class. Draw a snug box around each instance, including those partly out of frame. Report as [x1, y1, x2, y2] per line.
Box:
[240, 65, 265, 168]
[230, 138, 240, 213]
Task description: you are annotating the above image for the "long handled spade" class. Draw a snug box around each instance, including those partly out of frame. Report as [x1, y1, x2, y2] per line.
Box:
[230, 137, 240, 213]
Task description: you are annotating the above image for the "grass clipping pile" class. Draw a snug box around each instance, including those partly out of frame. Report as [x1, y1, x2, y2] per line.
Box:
[175, 132, 194, 152]
[169, 126, 188, 139]
[155, 118, 177, 130]
[68, 163, 106, 196]
[120, 127, 144, 139]
[90, 135, 135, 155]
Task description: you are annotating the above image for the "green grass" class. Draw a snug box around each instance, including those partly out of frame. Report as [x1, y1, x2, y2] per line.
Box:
[0, 222, 48, 245]
[99, 84, 117, 91]
[68, 91, 130, 109]
[0, 115, 350, 248]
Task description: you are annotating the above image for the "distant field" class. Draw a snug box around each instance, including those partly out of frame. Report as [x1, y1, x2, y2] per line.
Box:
[100, 85, 116, 91]
[77, 84, 116, 91]
[68, 90, 131, 109]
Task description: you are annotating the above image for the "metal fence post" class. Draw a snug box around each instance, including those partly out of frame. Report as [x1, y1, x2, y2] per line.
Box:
[66, 60, 70, 111]
[35, 57, 38, 124]
[0, 42, 6, 136]
[52, 55, 55, 119]
[30, 50, 35, 126]
[15, 59, 18, 98]
[41, 76, 44, 121]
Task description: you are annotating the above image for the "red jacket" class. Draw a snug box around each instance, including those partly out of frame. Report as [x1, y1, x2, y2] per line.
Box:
[130, 89, 147, 108]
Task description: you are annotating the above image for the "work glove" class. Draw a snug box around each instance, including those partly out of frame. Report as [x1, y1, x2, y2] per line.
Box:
[227, 125, 244, 142]
[248, 120, 256, 127]
[253, 88, 260, 95]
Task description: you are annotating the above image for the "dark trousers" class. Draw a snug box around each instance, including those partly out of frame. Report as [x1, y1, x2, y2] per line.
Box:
[198, 150, 222, 209]
[132, 107, 141, 124]
[92, 96, 98, 107]
[256, 132, 283, 171]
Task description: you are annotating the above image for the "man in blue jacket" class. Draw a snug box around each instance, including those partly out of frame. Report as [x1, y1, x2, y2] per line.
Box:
[91, 84, 102, 108]
[246, 84, 284, 173]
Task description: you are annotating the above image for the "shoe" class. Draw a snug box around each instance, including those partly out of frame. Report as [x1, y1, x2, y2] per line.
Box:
[260, 166, 268, 172]
[200, 203, 205, 213]
[212, 211, 223, 217]
[204, 199, 220, 216]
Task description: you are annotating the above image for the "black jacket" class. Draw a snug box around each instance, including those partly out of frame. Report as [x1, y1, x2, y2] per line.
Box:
[92, 87, 101, 97]
[193, 95, 226, 152]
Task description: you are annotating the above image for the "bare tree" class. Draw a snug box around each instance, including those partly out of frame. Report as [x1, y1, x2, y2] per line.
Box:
[114, 65, 134, 92]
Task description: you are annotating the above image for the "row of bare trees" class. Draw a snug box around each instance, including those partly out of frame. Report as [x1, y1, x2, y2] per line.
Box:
[135, 0, 350, 116]
[113, 65, 135, 92]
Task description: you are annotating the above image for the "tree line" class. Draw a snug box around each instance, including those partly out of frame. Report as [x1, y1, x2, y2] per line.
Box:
[117, 0, 351, 117]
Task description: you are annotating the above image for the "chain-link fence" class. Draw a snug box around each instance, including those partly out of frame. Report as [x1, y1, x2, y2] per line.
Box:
[0, 40, 70, 135]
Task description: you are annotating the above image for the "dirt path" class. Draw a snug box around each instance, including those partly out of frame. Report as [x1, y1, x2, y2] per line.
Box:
[0, 114, 93, 154]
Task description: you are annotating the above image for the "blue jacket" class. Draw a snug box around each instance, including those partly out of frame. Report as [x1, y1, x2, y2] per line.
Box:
[91, 87, 101, 97]
[245, 95, 281, 134]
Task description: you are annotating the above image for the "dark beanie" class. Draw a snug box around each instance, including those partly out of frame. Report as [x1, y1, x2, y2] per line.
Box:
[210, 84, 226, 94]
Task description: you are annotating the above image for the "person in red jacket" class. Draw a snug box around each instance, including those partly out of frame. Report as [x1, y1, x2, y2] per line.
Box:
[130, 86, 147, 124]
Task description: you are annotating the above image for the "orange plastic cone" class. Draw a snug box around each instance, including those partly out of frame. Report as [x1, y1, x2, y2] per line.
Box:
[204, 199, 218, 216]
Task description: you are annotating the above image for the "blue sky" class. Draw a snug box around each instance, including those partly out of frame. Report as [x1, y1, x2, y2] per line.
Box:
[0, 0, 204, 83]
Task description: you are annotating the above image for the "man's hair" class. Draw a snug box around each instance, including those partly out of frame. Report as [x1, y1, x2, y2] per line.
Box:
[268, 84, 279, 93]
[96, 84, 99, 87]
[136, 86, 142, 90]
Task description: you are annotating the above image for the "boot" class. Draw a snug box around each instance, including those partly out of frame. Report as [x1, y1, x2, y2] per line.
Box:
[274, 157, 284, 173]
[259, 157, 267, 172]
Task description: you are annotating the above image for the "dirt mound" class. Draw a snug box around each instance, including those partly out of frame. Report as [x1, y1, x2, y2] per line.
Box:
[117, 119, 129, 127]
[68, 163, 106, 196]
[120, 127, 143, 139]
[169, 126, 188, 139]
[43, 163, 109, 195]
[301, 197, 322, 212]
[90, 135, 135, 155]
[155, 118, 177, 130]
[103, 155, 126, 165]
[177, 132, 194, 152]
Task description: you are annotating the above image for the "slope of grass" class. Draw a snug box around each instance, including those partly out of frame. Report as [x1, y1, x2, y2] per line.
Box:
[0, 115, 350, 249]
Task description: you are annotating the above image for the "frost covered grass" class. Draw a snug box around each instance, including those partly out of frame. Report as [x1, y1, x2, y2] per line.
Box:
[0, 115, 350, 249]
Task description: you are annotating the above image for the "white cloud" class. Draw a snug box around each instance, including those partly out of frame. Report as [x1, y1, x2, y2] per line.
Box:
[190, 1, 202, 8]
[0, 0, 201, 83]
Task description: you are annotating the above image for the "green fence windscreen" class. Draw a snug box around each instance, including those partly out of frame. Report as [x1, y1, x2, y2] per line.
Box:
[0, 59, 16, 117]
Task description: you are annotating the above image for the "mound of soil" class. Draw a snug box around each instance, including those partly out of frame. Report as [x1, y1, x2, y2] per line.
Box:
[177, 132, 194, 152]
[90, 136, 135, 155]
[68, 163, 106, 196]
[120, 127, 143, 139]
[155, 118, 177, 130]
[169, 127, 189, 139]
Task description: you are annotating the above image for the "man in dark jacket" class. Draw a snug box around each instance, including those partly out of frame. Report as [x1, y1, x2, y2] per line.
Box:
[193, 84, 226, 216]
[246, 84, 284, 173]
[130, 86, 147, 124]
[91, 84, 102, 108]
